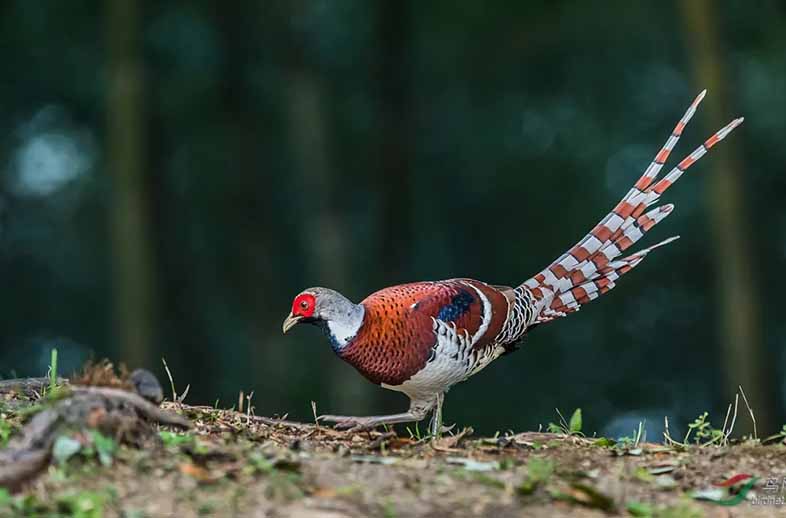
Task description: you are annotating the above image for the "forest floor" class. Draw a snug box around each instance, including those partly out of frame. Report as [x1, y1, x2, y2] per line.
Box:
[2, 376, 786, 517]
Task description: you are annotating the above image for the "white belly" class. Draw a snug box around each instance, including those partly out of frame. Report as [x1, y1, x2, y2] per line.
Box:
[382, 318, 504, 400]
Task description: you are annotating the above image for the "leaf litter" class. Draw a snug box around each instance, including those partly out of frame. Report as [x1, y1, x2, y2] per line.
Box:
[1, 373, 785, 517]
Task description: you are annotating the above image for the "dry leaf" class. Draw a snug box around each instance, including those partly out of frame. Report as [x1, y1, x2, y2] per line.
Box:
[179, 462, 216, 483]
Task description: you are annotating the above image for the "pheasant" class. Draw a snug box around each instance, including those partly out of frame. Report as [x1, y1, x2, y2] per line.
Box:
[282, 91, 743, 433]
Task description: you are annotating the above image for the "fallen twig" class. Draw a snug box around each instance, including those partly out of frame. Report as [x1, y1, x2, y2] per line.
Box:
[368, 431, 398, 450]
[432, 427, 474, 452]
[738, 385, 757, 440]
[242, 414, 314, 430]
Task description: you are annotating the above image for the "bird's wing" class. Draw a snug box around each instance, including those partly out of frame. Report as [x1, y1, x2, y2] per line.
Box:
[408, 279, 511, 349]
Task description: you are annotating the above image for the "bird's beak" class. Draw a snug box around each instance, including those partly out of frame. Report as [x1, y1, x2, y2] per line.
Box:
[282, 313, 302, 334]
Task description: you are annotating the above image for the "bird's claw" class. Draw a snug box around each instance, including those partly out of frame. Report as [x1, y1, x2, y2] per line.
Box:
[428, 421, 456, 438]
[439, 422, 457, 434]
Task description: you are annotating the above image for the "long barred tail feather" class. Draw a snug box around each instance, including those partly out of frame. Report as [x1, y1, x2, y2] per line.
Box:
[535, 236, 680, 323]
[560, 203, 675, 293]
[521, 90, 742, 325]
[632, 89, 706, 193]
[524, 90, 706, 299]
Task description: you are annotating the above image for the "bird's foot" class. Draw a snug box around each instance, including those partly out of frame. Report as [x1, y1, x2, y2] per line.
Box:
[318, 412, 423, 432]
[317, 414, 380, 432]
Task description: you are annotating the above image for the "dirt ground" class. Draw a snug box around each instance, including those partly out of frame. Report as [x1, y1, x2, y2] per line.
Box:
[2, 387, 786, 517]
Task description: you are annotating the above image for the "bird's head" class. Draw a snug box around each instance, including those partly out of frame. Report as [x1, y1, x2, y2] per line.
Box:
[282, 287, 364, 345]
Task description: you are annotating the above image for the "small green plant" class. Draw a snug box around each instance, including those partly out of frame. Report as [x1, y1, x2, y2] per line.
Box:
[52, 431, 118, 468]
[382, 499, 397, 518]
[655, 501, 704, 518]
[633, 467, 655, 483]
[405, 421, 425, 441]
[664, 388, 756, 448]
[246, 450, 304, 502]
[40, 348, 68, 401]
[450, 465, 506, 488]
[547, 408, 583, 435]
[264, 471, 304, 502]
[628, 500, 704, 518]
[615, 421, 646, 452]
[0, 488, 11, 507]
[471, 472, 506, 489]
[49, 348, 58, 393]
[0, 493, 47, 516]
[87, 431, 118, 467]
[56, 490, 108, 518]
[592, 436, 615, 447]
[3, 486, 105, 517]
[626, 501, 654, 517]
[159, 431, 194, 448]
[664, 410, 731, 448]
[247, 452, 276, 475]
[684, 412, 724, 445]
[517, 457, 555, 495]
[197, 502, 216, 515]
[0, 418, 14, 448]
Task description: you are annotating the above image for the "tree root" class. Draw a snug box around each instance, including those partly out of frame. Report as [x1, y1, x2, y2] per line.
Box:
[0, 377, 190, 490]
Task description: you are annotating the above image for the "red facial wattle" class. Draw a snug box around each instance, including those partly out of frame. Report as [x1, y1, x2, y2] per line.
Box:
[292, 293, 316, 318]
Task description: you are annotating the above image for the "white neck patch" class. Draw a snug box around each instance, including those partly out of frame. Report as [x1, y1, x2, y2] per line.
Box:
[326, 306, 365, 348]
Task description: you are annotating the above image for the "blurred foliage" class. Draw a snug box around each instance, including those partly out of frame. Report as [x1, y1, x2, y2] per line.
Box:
[0, 0, 784, 435]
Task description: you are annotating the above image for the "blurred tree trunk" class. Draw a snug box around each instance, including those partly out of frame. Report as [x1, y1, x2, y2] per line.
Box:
[678, 0, 772, 433]
[284, 1, 372, 414]
[374, 0, 414, 284]
[106, 0, 155, 369]
[288, 77, 348, 290]
[211, 2, 288, 408]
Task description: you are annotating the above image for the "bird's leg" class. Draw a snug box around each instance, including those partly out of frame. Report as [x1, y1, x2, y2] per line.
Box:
[428, 392, 455, 439]
[429, 392, 444, 438]
[318, 398, 434, 432]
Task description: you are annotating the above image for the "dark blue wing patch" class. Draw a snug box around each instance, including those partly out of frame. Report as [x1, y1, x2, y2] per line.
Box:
[437, 290, 475, 322]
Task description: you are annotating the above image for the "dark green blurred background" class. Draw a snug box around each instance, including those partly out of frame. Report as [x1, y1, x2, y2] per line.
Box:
[1, 0, 784, 438]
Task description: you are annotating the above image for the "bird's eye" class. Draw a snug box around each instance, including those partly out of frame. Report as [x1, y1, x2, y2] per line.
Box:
[300, 300, 309, 309]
